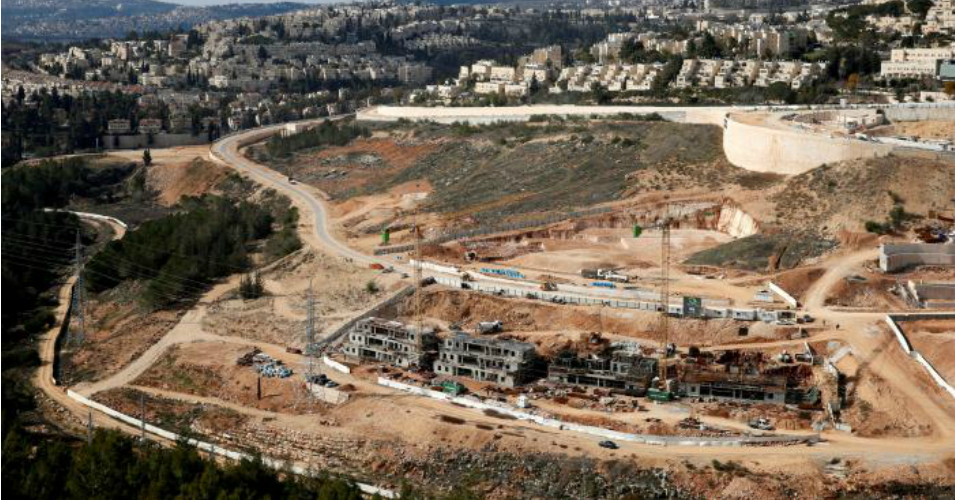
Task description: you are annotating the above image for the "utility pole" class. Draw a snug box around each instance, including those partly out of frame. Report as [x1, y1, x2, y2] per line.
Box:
[87, 411, 93, 446]
[303, 279, 319, 404]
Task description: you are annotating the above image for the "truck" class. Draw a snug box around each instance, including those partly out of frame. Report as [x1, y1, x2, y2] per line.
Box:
[580, 268, 630, 283]
[477, 320, 503, 334]
[540, 281, 557, 291]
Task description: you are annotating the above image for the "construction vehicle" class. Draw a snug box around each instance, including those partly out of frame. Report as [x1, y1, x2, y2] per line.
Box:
[580, 268, 631, 283]
[477, 320, 503, 334]
[540, 281, 557, 291]
[461, 272, 474, 282]
[748, 417, 774, 431]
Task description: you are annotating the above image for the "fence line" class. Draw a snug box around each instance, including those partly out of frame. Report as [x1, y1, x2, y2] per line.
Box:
[65, 390, 395, 498]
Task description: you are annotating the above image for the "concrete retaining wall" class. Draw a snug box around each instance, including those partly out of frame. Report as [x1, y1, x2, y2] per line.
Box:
[884, 105, 955, 122]
[880, 243, 955, 273]
[378, 377, 817, 447]
[722, 114, 893, 175]
[768, 282, 799, 308]
[66, 390, 394, 497]
[319, 286, 415, 348]
[884, 314, 955, 402]
[322, 355, 352, 374]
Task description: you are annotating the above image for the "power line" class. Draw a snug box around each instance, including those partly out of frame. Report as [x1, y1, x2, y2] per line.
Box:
[4, 233, 225, 294]
[3, 239, 214, 296]
[3, 217, 255, 273]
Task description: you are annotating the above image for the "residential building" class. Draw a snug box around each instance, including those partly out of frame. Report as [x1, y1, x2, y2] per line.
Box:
[434, 332, 539, 387]
[548, 349, 658, 394]
[881, 46, 955, 79]
[342, 317, 438, 369]
[681, 367, 788, 405]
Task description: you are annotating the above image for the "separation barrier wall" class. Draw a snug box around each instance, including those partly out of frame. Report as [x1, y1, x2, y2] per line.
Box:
[378, 377, 817, 447]
[722, 113, 893, 175]
[884, 314, 955, 402]
[66, 390, 394, 498]
[884, 105, 955, 122]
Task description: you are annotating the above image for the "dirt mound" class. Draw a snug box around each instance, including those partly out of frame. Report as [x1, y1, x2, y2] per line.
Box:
[771, 267, 826, 302]
[148, 158, 229, 206]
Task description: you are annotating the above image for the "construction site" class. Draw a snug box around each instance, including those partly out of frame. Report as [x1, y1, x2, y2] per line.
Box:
[36, 111, 955, 498]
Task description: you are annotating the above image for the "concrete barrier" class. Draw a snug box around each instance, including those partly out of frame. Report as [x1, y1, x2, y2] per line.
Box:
[768, 282, 799, 308]
[884, 314, 955, 402]
[409, 259, 460, 275]
[66, 390, 394, 498]
[377, 377, 817, 447]
[322, 355, 351, 374]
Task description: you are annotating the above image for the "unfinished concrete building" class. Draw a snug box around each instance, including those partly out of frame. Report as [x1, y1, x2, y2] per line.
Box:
[906, 281, 955, 309]
[434, 333, 539, 387]
[680, 367, 788, 404]
[880, 243, 955, 272]
[548, 350, 658, 395]
[342, 317, 438, 369]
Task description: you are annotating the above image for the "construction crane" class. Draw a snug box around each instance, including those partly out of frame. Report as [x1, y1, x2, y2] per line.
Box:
[412, 204, 424, 352]
[648, 198, 675, 402]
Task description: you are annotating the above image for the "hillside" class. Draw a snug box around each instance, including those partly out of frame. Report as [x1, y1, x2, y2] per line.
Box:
[1, 0, 309, 40]
[767, 154, 955, 233]
[257, 119, 774, 224]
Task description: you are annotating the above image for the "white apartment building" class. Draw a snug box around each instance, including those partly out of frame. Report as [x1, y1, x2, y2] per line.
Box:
[881, 46, 955, 78]
[924, 0, 955, 35]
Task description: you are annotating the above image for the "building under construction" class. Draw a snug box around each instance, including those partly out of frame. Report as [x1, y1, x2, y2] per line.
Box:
[548, 349, 658, 395]
[433, 332, 539, 387]
[342, 317, 438, 369]
[680, 366, 788, 404]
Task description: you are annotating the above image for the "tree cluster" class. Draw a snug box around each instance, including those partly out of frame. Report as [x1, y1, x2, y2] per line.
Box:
[266, 120, 371, 159]
[85, 196, 274, 306]
[3, 428, 364, 500]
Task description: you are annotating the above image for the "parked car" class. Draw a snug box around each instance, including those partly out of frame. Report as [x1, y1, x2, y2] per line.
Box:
[598, 440, 619, 450]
